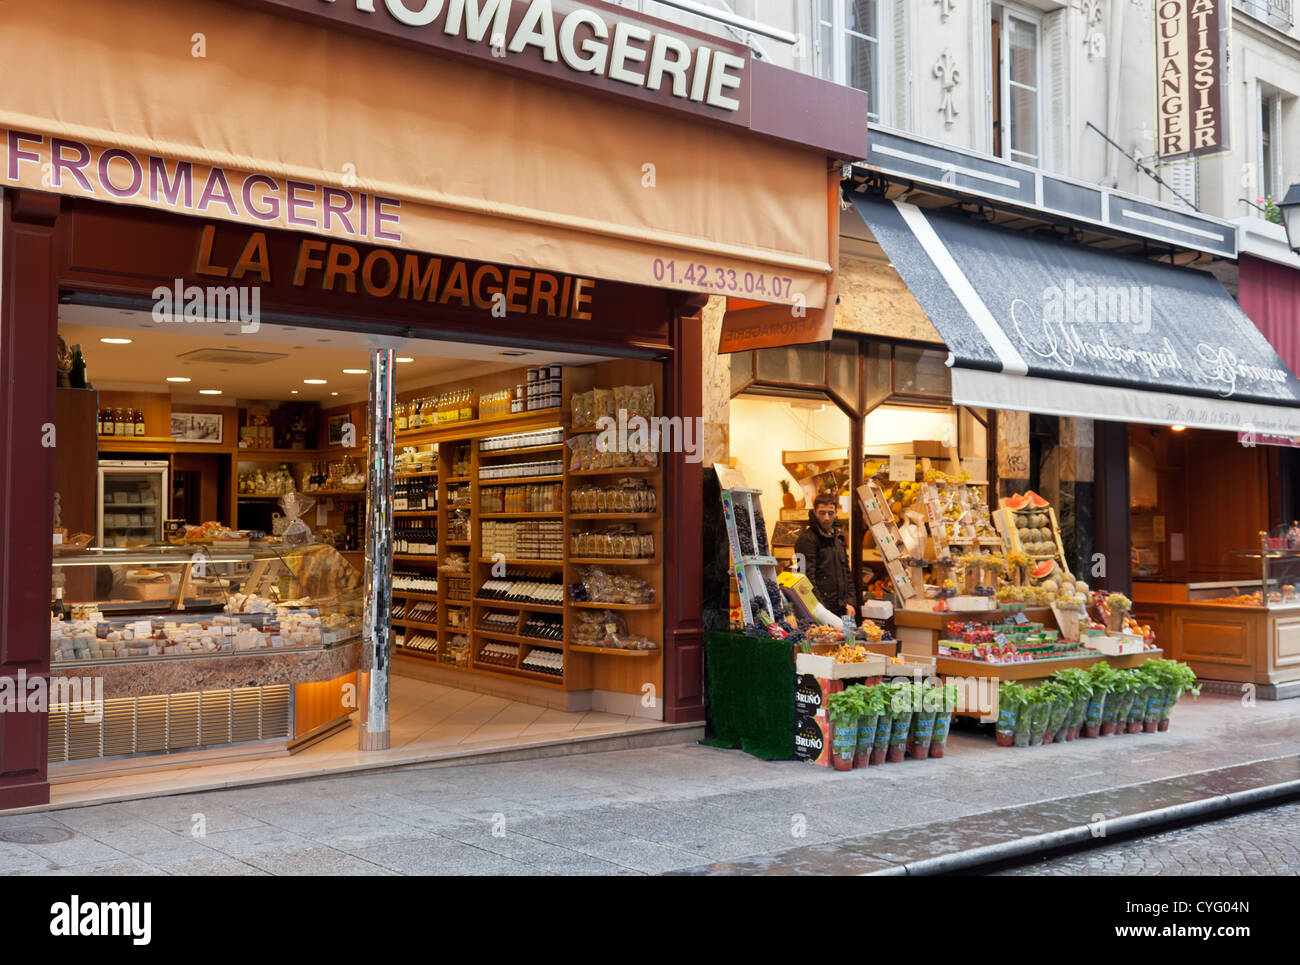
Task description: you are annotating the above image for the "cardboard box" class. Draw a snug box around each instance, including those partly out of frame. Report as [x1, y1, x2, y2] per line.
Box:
[869, 521, 902, 561]
[858, 483, 889, 525]
[861, 599, 894, 620]
[1084, 634, 1146, 655]
[949, 595, 996, 612]
[796, 651, 889, 680]
[123, 582, 172, 601]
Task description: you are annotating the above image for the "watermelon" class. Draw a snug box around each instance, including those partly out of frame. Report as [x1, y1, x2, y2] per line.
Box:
[1004, 495, 1029, 511]
[1029, 492, 1050, 509]
[1032, 559, 1056, 580]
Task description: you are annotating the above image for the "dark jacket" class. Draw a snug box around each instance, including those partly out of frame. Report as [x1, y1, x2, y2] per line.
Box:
[793, 511, 854, 615]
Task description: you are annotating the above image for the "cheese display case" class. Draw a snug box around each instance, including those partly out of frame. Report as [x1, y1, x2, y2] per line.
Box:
[47, 542, 362, 768]
[50, 542, 363, 662]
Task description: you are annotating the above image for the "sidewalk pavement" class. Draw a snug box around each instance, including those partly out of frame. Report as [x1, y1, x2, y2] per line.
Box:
[0, 692, 1297, 875]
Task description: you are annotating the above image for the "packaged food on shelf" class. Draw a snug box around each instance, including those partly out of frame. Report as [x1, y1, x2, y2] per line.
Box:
[572, 609, 626, 646]
[572, 566, 655, 604]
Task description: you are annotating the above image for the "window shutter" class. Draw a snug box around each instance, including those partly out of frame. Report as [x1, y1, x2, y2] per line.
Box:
[1042, 8, 1069, 173]
[892, 0, 910, 130]
[1162, 160, 1199, 210]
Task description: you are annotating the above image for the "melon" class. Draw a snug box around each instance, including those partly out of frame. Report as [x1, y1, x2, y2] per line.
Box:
[1015, 515, 1028, 529]
[1041, 579, 1059, 595]
[1004, 495, 1029, 510]
[1032, 559, 1056, 580]
[1075, 580, 1089, 593]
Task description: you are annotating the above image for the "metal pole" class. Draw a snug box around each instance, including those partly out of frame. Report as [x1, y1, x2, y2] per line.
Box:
[359, 345, 395, 750]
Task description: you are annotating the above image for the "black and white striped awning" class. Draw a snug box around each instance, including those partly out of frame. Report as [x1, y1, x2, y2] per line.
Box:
[848, 192, 1300, 436]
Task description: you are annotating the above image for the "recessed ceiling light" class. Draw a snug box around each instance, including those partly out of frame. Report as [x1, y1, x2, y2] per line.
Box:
[498, 350, 529, 357]
[199, 389, 222, 395]
[166, 377, 192, 383]
[331, 391, 339, 396]
[396, 357, 414, 363]
[291, 390, 299, 394]
[304, 379, 328, 385]
[100, 337, 133, 345]
[1171, 425, 1186, 432]
[342, 368, 367, 375]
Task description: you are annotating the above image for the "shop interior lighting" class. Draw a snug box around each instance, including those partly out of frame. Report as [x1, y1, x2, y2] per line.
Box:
[342, 368, 367, 374]
[304, 379, 328, 384]
[99, 337, 133, 345]
[199, 389, 222, 395]
[165, 377, 191, 383]
[1171, 425, 1186, 432]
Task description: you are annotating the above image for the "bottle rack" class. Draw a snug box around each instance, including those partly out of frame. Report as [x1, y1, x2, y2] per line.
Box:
[391, 362, 665, 694]
[390, 465, 442, 653]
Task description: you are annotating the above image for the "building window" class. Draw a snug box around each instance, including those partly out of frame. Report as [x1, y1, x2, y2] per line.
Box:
[817, 0, 881, 123]
[1260, 88, 1282, 203]
[991, 4, 1041, 167]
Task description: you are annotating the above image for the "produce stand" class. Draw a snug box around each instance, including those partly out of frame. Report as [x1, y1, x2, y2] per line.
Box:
[895, 606, 1058, 652]
[940, 649, 1162, 719]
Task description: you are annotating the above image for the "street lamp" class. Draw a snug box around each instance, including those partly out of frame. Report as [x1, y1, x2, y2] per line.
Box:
[1280, 183, 1300, 254]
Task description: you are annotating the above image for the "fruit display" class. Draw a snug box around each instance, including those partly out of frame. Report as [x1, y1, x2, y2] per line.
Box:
[1000, 491, 1062, 561]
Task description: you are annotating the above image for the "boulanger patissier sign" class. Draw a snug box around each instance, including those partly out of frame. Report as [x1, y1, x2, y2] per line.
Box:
[1154, 0, 1231, 161]
[295, 0, 750, 115]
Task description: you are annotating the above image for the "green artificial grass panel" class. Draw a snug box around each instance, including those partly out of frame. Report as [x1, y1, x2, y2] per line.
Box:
[703, 630, 795, 761]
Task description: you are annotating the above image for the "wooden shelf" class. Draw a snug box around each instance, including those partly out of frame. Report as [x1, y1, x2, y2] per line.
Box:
[394, 645, 441, 662]
[479, 512, 564, 519]
[567, 466, 658, 476]
[393, 618, 440, 632]
[471, 597, 565, 613]
[395, 471, 438, 479]
[569, 644, 657, 657]
[397, 407, 564, 442]
[394, 510, 437, 517]
[236, 448, 318, 458]
[475, 628, 549, 647]
[393, 553, 439, 563]
[567, 557, 657, 566]
[446, 540, 472, 546]
[477, 474, 564, 485]
[477, 558, 563, 567]
[98, 434, 174, 444]
[446, 476, 473, 483]
[569, 601, 658, 610]
[478, 442, 565, 457]
[392, 590, 438, 601]
[569, 513, 658, 520]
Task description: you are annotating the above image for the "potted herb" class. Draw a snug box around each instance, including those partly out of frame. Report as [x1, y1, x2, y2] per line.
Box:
[929, 682, 960, 758]
[827, 689, 863, 771]
[996, 682, 1025, 747]
[1159, 660, 1200, 731]
[854, 685, 886, 768]
[1086, 662, 1118, 737]
[1052, 668, 1093, 741]
[1107, 670, 1139, 736]
[907, 681, 938, 760]
[886, 683, 915, 763]
[871, 695, 894, 766]
[1026, 687, 1053, 746]
[1125, 667, 1155, 734]
[1039, 681, 1071, 745]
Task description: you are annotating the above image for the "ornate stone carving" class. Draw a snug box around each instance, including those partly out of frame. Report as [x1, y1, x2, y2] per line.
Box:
[1081, 0, 1106, 59]
[934, 0, 956, 23]
[933, 49, 961, 128]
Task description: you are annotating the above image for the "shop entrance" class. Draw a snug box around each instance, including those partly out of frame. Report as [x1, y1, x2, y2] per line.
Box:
[33, 196, 706, 802]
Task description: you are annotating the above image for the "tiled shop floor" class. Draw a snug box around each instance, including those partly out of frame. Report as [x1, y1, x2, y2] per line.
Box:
[2, 692, 1298, 875]
[39, 675, 685, 811]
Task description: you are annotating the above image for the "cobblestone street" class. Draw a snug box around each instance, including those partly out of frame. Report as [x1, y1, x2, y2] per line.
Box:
[994, 802, 1300, 876]
[1, 694, 1298, 875]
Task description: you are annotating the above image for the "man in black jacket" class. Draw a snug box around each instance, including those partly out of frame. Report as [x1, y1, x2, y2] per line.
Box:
[793, 493, 856, 617]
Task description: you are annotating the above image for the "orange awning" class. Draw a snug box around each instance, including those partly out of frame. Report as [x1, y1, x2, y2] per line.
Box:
[0, 0, 834, 309]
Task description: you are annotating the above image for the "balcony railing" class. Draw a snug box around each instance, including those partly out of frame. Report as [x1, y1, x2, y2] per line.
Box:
[1235, 0, 1294, 28]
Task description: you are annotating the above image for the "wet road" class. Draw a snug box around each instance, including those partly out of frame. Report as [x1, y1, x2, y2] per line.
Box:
[994, 801, 1300, 875]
